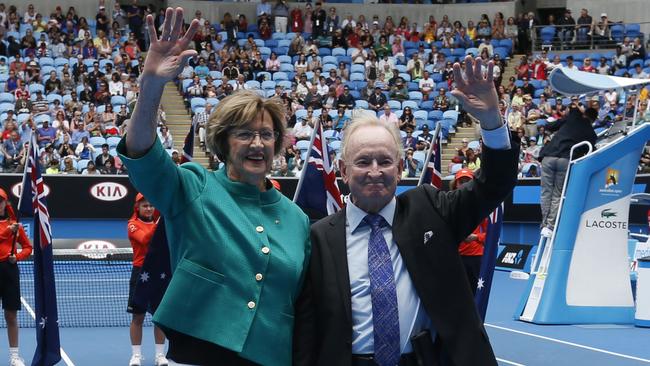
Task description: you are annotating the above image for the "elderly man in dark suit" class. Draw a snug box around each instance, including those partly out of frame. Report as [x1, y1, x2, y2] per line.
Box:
[294, 55, 519, 366]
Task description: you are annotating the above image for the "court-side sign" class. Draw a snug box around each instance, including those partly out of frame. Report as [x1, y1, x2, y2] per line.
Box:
[496, 244, 532, 270]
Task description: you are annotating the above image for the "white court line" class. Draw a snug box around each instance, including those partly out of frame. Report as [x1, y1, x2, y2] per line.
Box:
[486, 323, 650, 363]
[20, 297, 75, 366]
[497, 357, 526, 366]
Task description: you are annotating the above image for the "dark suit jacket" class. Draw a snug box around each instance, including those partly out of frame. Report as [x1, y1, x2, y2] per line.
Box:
[294, 141, 519, 366]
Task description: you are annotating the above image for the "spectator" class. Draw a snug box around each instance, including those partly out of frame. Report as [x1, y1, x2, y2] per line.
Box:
[368, 86, 387, 112]
[2, 130, 25, 172]
[477, 37, 494, 58]
[336, 86, 355, 110]
[402, 127, 417, 151]
[158, 125, 173, 150]
[293, 113, 313, 141]
[333, 106, 349, 131]
[466, 148, 481, 171]
[325, 7, 339, 36]
[75, 136, 95, 160]
[82, 160, 101, 175]
[399, 106, 416, 131]
[558, 9, 575, 46]
[61, 156, 77, 174]
[404, 148, 422, 178]
[351, 43, 367, 65]
[290, 5, 303, 33]
[593, 13, 611, 45]
[311, 2, 327, 38]
[379, 104, 398, 128]
[628, 38, 646, 66]
[433, 88, 449, 111]
[576, 8, 592, 45]
[45, 158, 60, 174]
[265, 52, 280, 73]
[508, 104, 525, 131]
[31, 91, 49, 115]
[597, 57, 611, 75]
[94, 143, 115, 169]
[127, 0, 144, 44]
[390, 77, 408, 101]
[531, 57, 547, 80]
[100, 158, 118, 174]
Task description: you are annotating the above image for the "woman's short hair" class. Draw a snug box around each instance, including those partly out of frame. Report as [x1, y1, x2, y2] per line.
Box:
[206, 90, 286, 161]
[341, 111, 404, 161]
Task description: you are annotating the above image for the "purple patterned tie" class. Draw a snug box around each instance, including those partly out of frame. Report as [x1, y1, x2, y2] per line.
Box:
[364, 214, 400, 366]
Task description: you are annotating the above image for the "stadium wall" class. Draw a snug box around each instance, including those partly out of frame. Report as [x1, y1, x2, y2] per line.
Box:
[567, 0, 650, 36]
[169, 0, 518, 31]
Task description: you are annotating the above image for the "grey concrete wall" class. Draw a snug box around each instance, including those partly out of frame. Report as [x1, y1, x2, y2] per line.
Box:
[167, 0, 517, 30]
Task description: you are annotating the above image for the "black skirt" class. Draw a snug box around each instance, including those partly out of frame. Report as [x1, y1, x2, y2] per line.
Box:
[164, 328, 261, 366]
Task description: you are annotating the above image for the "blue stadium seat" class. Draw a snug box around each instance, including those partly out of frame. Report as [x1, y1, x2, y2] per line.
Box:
[402, 100, 419, 110]
[350, 73, 365, 81]
[332, 48, 346, 57]
[355, 100, 369, 109]
[262, 80, 276, 90]
[387, 100, 401, 110]
[246, 80, 261, 89]
[273, 72, 288, 81]
[0, 93, 14, 103]
[408, 91, 423, 101]
[319, 48, 331, 56]
[420, 100, 434, 111]
[625, 23, 641, 39]
[278, 55, 292, 64]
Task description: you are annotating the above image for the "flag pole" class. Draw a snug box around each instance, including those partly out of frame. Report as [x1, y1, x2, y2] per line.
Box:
[417, 122, 443, 186]
[292, 118, 320, 202]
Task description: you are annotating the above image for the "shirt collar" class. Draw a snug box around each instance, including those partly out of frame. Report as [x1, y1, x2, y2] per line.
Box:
[346, 196, 396, 233]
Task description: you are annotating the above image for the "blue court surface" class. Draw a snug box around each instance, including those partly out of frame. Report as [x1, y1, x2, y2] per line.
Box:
[1, 270, 649, 365]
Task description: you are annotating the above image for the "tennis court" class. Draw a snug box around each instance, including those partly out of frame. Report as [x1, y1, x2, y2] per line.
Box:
[2, 255, 649, 366]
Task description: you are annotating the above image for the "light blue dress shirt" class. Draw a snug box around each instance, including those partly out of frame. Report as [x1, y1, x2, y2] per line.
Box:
[345, 123, 511, 355]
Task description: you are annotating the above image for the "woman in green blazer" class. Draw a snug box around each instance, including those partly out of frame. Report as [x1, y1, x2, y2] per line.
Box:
[117, 8, 310, 366]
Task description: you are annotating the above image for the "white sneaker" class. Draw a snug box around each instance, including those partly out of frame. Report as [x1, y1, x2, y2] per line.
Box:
[154, 353, 169, 366]
[9, 355, 26, 366]
[541, 227, 554, 238]
[129, 354, 143, 366]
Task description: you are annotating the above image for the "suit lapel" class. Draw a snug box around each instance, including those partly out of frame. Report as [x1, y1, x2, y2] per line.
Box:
[327, 210, 353, 323]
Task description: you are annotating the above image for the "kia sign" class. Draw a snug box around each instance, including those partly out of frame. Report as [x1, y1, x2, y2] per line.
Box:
[90, 182, 128, 201]
[11, 182, 50, 199]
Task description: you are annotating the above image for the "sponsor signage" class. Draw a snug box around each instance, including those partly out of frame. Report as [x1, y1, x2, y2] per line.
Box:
[1, 173, 650, 223]
[89, 182, 128, 201]
[11, 182, 50, 199]
[497, 244, 532, 269]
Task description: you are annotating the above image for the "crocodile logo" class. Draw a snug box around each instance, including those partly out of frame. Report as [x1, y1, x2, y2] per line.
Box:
[601, 209, 617, 218]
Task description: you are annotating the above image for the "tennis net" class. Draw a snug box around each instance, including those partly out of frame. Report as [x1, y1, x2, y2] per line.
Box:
[1, 248, 153, 328]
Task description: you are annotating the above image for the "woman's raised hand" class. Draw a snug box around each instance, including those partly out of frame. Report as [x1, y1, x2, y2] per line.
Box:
[142, 7, 200, 83]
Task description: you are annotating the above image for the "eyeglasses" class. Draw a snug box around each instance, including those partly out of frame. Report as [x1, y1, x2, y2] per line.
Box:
[231, 129, 279, 143]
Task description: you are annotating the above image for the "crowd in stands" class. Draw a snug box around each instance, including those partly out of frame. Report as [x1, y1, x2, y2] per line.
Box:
[0, 2, 648, 179]
[0, 1, 178, 174]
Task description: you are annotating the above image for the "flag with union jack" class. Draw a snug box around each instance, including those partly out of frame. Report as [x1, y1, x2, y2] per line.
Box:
[419, 132, 442, 189]
[18, 131, 61, 366]
[180, 124, 194, 164]
[294, 121, 343, 219]
[474, 203, 504, 322]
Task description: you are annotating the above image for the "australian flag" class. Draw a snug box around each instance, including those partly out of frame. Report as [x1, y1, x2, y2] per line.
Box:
[294, 120, 343, 219]
[180, 123, 194, 164]
[419, 133, 442, 189]
[133, 124, 195, 313]
[474, 203, 504, 322]
[18, 132, 61, 366]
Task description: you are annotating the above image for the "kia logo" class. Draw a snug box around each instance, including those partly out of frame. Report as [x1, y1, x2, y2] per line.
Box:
[90, 182, 128, 201]
[77, 240, 117, 259]
[11, 182, 50, 199]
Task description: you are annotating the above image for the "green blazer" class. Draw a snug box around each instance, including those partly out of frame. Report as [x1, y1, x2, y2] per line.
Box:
[118, 138, 311, 366]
